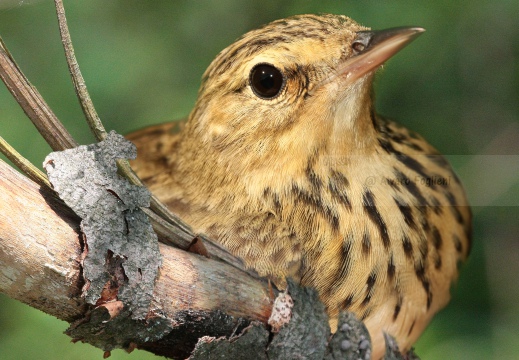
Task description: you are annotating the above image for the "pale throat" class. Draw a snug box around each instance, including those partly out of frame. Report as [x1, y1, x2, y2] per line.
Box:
[327, 78, 378, 156]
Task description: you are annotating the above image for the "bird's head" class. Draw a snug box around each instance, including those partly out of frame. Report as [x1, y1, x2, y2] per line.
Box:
[183, 14, 423, 173]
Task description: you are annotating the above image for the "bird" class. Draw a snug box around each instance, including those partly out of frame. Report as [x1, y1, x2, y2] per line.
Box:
[127, 14, 472, 359]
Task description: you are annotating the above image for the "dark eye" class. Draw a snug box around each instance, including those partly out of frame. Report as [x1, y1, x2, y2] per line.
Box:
[249, 63, 285, 99]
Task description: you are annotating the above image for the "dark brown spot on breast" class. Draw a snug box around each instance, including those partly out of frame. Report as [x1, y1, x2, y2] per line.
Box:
[451, 205, 464, 224]
[415, 263, 433, 309]
[393, 296, 403, 321]
[331, 169, 350, 187]
[397, 155, 432, 187]
[444, 191, 464, 224]
[386, 177, 400, 191]
[408, 319, 416, 336]
[362, 232, 371, 256]
[387, 254, 396, 281]
[420, 214, 431, 234]
[378, 138, 431, 184]
[291, 183, 340, 232]
[430, 196, 443, 215]
[362, 190, 390, 248]
[406, 142, 424, 151]
[417, 232, 429, 261]
[342, 294, 354, 309]
[361, 271, 377, 306]
[394, 169, 429, 207]
[432, 226, 443, 250]
[329, 213, 340, 231]
[427, 291, 433, 309]
[388, 132, 407, 144]
[402, 236, 413, 259]
[361, 294, 372, 307]
[434, 254, 442, 269]
[378, 138, 395, 154]
[367, 272, 376, 289]
[328, 170, 352, 210]
[453, 234, 463, 253]
[330, 235, 353, 289]
[306, 164, 323, 190]
[394, 197, 416, 229]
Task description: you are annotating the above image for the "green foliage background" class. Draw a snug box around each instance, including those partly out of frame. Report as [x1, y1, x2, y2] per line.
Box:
[0, 0, 517, 359]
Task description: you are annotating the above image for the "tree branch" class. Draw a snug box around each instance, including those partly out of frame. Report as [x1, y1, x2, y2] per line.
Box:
[0, 159, 273, 357]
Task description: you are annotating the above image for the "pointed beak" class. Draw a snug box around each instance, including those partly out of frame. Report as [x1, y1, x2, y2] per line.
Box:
[335, 26, 425, 85]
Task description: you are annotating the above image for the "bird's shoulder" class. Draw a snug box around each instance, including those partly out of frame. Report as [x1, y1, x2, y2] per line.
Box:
[126, 120, 185, 183]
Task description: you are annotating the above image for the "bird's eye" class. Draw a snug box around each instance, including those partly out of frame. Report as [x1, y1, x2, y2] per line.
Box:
[249, 64, 285, 99]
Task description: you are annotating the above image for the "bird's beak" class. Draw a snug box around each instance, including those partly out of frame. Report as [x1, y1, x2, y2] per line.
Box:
[339, 26, 425, 83]
[313, 26, 425, 92]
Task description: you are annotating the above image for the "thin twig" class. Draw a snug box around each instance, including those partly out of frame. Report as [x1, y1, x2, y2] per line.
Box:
[54, 0, 106, 141]
[0, 37, 77, 151]
[0, 136, 52, 189]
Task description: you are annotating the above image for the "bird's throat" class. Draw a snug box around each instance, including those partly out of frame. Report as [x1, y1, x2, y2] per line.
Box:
[329, 79, 379, 154]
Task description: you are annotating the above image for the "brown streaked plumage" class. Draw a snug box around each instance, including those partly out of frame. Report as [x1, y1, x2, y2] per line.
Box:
[128, 14, 471, 359]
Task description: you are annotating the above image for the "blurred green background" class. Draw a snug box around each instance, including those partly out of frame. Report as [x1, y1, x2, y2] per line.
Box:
[0, 0, 517, 359]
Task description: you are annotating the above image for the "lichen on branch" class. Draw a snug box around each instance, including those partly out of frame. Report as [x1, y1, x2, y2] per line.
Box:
[44, 131, 161, 320]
